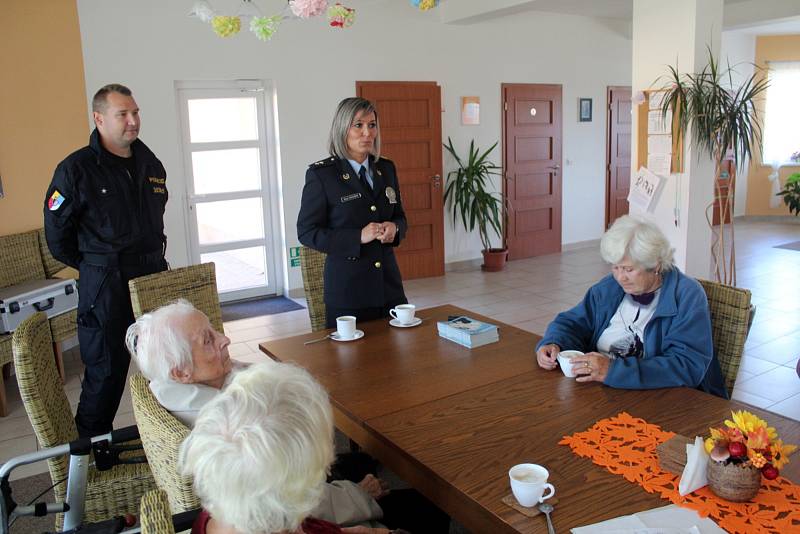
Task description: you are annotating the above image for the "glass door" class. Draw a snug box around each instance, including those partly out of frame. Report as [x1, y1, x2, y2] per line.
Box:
[177, 81, 279, 302]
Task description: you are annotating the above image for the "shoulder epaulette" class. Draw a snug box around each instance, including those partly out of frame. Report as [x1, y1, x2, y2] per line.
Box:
[309, 157, 336, 168]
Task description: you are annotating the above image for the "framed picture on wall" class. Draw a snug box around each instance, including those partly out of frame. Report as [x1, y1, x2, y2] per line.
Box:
[579, 98, 592, 122]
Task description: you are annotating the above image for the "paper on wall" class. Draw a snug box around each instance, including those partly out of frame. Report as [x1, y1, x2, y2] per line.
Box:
[628, 166, 664, 212]
[648, 110, 671, 135]
[648, 135, 672, 155]
[647, 154, 671, 176]
[649, 91, 667, 111]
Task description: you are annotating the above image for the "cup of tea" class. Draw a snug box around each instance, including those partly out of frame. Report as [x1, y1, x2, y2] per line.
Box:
[336, 316, 357, 340]
[390, 304, 416, 325]
[557, 350, 584, 378]
[509, 463, 555, 508]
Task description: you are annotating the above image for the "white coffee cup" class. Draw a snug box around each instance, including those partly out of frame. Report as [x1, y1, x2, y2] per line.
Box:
[557, 350, 585, 378]
[336, 316, 357, 339]
[509, 464, 555, 508]
[390, 304, 416, 324]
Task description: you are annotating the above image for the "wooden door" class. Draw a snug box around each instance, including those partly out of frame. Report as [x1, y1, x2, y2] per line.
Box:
[606, 86, 632, 227]
[357, 82, 444, 279]
[503, 84, 562, 260]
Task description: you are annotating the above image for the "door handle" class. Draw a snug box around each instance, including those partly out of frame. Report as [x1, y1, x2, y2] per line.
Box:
[432, 174, 441, 189]
[547, 164, 561, 170]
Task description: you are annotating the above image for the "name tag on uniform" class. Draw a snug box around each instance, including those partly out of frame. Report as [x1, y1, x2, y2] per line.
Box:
[341, 193, 361, 203]
[385, 186, 397, 204]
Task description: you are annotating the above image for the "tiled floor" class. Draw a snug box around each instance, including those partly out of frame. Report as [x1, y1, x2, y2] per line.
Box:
[2, 219, 799, 481]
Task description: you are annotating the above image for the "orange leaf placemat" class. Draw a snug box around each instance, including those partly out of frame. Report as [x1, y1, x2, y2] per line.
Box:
[559, 412, 800, 534]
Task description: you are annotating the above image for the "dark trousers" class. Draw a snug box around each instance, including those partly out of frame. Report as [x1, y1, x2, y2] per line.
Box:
[325, 297, 408, 329]
[75, 258, 166, 437]
[378, 489, 450, 533]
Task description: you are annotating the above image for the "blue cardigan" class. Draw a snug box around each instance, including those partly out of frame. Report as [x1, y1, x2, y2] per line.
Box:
[537, 268, 727, 398]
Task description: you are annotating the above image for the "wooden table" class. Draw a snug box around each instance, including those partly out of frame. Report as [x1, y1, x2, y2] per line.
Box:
[260, 305, 800, 533]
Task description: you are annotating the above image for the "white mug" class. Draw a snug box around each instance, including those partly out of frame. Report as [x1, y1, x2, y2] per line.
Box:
[557, 350, 584, 378]
[509, 464, 555, 508]
[390, 304, 416, 324]
[336, 316, 357, 339]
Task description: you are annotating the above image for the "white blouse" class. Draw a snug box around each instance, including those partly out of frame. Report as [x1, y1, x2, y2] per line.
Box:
[596, 290, 661, 359]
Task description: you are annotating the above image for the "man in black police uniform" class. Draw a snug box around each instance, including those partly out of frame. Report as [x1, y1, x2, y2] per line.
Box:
[44, 84, 168, 437]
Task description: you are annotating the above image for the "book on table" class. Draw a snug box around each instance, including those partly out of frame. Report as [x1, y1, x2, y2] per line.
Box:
[436, 315, 499, 348]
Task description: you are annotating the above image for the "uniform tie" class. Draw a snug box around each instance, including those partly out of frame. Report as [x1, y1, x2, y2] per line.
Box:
[359, 165, 372, 191]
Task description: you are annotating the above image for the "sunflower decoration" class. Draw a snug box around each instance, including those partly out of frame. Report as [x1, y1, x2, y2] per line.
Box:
[705, 410, 797, 480]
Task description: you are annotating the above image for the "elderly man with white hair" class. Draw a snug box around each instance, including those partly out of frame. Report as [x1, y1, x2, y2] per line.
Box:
[127, 300, 449, 532]
[536, 215, 727, 397]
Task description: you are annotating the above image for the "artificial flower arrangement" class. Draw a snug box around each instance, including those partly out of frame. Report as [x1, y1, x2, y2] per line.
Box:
[705, 410, 796, 481]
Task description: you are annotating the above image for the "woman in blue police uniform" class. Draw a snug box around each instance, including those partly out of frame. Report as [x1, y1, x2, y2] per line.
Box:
[297, 97, 408, 327]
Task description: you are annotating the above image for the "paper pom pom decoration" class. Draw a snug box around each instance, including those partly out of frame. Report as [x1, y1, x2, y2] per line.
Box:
[211, 16, 242, 37]
[250, 15, 281, 41]
[327, 3, 355, 28]
[289, 0, 328, 19]
[410, 0, 438, 11]
[190, 0, 216, 22]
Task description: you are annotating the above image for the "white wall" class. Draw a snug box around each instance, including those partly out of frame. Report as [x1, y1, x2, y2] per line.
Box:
[76, 0, 630, 291]
[720, 30, 757, 217]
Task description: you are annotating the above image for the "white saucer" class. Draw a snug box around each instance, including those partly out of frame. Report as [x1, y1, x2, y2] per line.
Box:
[390, 317, 422, 328]
[330, 329, 364, 342]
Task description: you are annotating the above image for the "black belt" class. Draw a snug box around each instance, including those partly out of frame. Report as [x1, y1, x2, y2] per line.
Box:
[82, 251, 164, 267]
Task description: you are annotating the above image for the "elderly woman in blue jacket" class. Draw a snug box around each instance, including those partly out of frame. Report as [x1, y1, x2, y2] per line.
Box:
[536, 215, 727, 398]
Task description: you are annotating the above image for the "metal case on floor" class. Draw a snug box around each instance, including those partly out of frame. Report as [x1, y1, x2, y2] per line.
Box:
[0, 278, 78, 334]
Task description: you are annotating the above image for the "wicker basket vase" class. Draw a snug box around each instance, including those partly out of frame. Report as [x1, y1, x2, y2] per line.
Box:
[707, 458, 762, 502]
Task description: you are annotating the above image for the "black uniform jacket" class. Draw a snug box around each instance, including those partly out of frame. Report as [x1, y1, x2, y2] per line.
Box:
[44, 129, 168, 269]
[297, 156, 407, 309]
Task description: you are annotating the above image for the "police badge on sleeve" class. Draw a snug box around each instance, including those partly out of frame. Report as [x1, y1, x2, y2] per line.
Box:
[48, 190, 65, 211]
[385, 186, 397, 204]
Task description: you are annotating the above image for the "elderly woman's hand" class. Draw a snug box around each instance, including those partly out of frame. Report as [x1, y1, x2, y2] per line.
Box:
[570, 352, 610, 383]
[536, 344, 560, 370]
[358, 474, 389, 499]
[361, 222, 384, 244]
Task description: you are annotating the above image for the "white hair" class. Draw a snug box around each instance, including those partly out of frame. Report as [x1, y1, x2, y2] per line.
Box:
[125, 299, 198, 382]
[178, 362, 334, 534]
[600, 215, 675, 271]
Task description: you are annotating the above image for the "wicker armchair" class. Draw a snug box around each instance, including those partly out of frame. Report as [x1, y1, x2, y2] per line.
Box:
[12, 312, 156, 529]
[128, 263, 222, 332]
[697, 279, 754, 397]
[0, 228, 78, 416]
[130, 373, 200, 513]
[299, 246, 327, 332]
[140, 489, 176, 534]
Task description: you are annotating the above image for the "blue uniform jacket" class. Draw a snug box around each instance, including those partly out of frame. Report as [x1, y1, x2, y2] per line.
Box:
[537, 268, 727, 397]
[297, 155, 407, 309]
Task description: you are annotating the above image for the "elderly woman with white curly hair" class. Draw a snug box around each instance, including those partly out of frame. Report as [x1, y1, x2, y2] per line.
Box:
[536, 215, 726, 397]
[180, 362, 392, 534]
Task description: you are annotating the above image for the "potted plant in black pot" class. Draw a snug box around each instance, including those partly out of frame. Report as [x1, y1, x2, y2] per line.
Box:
[443, 137, 508, 271]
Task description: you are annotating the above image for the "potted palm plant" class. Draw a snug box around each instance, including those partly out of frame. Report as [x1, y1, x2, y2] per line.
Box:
[443, 137, 508, 271]
[655, 48, 768, 285]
